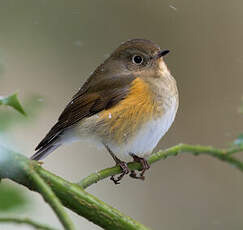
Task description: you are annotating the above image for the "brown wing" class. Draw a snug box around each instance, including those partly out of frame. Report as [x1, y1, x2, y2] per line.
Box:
[35, 74, 135, 151]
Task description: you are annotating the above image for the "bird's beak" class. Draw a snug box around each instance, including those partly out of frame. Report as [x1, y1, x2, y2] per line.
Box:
[156, 50, 170, 59]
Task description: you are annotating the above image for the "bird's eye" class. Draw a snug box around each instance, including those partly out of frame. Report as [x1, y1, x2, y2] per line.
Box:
[132, 55, 143, 65]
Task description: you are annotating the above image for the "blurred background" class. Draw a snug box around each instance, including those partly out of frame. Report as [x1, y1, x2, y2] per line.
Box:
[0, 0, 243, 229]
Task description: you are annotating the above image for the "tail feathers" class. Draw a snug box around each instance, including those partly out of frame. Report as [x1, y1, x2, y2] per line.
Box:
[31, 144, 61, 161]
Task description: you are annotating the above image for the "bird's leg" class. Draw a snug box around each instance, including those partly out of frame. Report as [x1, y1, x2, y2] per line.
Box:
[105, 145, 129, 184]
[111, 160, 129, 184]
[129, 153, 150, 180]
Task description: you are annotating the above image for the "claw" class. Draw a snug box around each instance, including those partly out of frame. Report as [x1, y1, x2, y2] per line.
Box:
[110, 161, 129, 184]
[129, 170, 142, 179]
[129, 153, 150, 180]
[105, 145, 130, 184]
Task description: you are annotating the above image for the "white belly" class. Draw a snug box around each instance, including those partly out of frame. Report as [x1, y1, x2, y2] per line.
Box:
[107, 96, 178, 161]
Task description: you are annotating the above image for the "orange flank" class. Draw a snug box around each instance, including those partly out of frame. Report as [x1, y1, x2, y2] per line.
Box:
[98, 78, 157, 143]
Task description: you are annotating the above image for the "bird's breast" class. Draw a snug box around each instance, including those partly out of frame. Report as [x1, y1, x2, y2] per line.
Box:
[101, 94, 178, 161]
[97, 77, 156, 142]
[83, 75, 179, 161]
[96, 75, 178, 142]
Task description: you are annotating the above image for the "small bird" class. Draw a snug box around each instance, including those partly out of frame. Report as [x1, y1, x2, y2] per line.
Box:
[31, 39, 179, 184]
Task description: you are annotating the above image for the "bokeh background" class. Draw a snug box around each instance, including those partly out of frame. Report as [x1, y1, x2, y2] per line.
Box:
[1, 0, 243, 229]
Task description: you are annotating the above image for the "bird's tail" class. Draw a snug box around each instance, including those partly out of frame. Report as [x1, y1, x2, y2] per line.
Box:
[31, 127, 78, 161]
[30, 144, 61, 161]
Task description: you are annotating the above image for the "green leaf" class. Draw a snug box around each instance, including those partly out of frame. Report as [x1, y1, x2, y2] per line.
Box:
[233, 134, 243, 147]
[0, 94, 44, 131]
[0, 94, 26, 115]
[0, 183, 28, 212]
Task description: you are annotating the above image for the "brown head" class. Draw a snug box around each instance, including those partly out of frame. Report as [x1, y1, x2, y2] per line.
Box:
[99, 39, 170, 79]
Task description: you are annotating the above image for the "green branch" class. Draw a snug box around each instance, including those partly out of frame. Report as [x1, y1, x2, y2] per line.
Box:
[0, 144, 243, 230]
[0, 217, 58, 230]
[29, 170, 75, 230]
[36, 167, 150, 230]
[78, 144, 243, 189]
[0, 147, 75, 230]
[0, 146, 150, 230]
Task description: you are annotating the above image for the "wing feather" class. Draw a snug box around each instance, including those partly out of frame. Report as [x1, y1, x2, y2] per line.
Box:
[35, 74, 135, 150]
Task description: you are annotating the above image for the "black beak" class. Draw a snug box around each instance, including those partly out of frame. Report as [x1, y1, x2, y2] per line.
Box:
[157, 50, 170, 59]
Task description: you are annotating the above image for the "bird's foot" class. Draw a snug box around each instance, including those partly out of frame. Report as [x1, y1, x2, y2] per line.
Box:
[129, 154, 150, 180]
[129, 170, 145, 180]
[110, 161, 129, 184]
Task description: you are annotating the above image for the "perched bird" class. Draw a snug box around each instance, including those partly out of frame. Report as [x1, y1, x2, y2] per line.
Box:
[31, 39, 179, 184]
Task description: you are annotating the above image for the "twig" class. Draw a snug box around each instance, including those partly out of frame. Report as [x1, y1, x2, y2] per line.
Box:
[78, 144, 243, 189]
[0, 217, 58, 230]
[29, 169, 75, 230]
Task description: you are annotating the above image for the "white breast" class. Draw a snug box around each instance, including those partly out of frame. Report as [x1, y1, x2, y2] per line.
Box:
[107, 96, 178, 161]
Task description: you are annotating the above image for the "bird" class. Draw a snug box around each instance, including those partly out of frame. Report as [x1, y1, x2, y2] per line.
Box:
[31, 39, 179, 184]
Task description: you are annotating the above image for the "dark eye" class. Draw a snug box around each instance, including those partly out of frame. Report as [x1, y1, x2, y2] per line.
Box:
[132, 55, 143, 65]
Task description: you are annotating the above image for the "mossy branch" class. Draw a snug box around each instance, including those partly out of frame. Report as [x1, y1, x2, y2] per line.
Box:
[0, 143, 243, 230]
